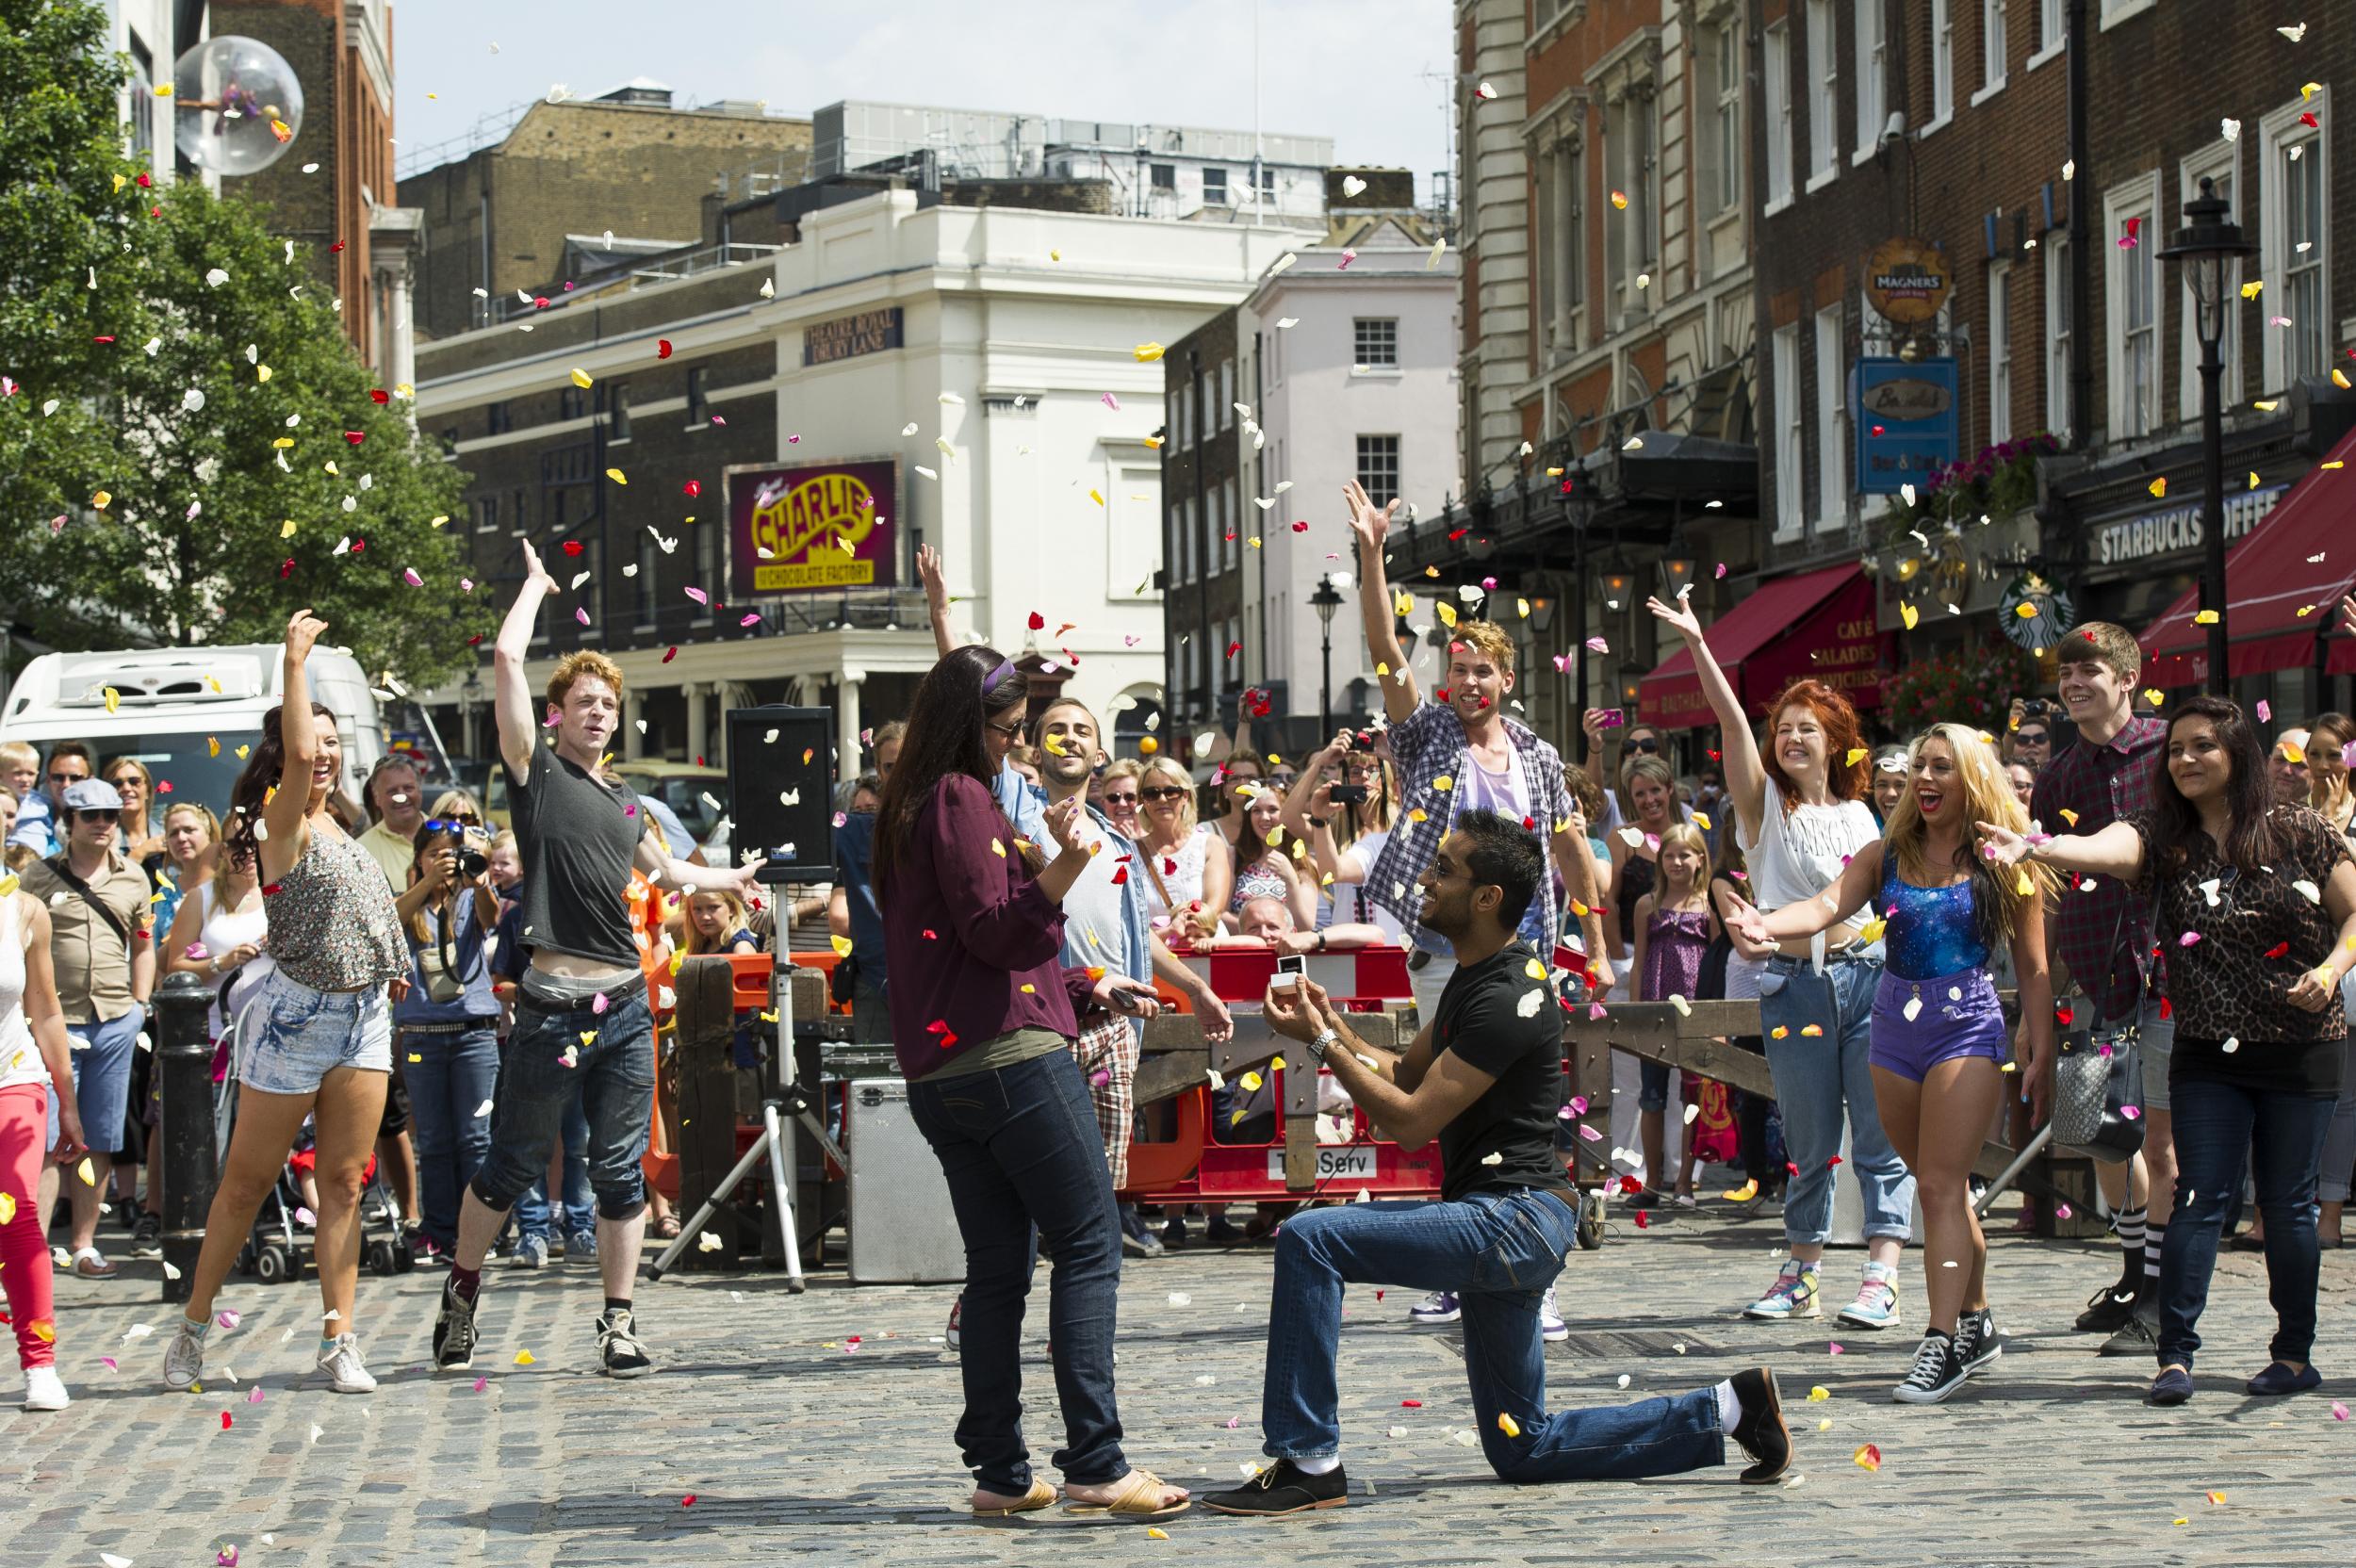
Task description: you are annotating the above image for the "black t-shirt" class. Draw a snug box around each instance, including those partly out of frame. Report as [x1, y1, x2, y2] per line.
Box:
[1432, 939, 1576, 1204]
[508, 743, 649, 969]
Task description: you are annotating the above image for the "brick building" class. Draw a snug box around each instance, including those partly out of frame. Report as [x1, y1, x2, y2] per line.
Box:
[399, 86, 813, 340]
[1160, 307, 1250, 747]
[1393, 0, 1763, 760]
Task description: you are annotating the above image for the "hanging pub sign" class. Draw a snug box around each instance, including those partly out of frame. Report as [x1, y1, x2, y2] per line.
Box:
[1854, 357, 1958, 493]
[1865, 238, 1954, 325]
[727, 458, 900, 597]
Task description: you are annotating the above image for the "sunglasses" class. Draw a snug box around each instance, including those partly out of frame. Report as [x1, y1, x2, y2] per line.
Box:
[1141, 785, 1188, 802]
[74, 808, 121, 825]
[1628, 739, 1661, 754]
[423, 816, 482, 834]
[984, 716, 1024, 741]
[48, 771, 85, 784]
[1101, 792, 1139, 806]
[108, 776, 141, 789]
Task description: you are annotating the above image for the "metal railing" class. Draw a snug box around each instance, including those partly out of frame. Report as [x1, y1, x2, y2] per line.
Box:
[485, 243, 782, 323]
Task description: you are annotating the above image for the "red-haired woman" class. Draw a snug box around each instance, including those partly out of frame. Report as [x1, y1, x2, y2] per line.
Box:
[1649, 596, 1916, 1331]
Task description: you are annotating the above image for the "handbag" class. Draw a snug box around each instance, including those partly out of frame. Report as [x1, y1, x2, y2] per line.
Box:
[416, 905, 481, 1005]
[2051, 898, 2153, 1163]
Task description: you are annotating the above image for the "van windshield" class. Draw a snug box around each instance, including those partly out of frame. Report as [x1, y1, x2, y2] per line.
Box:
[82, 733, 261, 819]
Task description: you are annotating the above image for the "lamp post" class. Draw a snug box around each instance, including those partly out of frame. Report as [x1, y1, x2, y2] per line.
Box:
[458, 667, 483, 756]
[1311, 575, 1345, 739]
[2161, 175, 2257, 692]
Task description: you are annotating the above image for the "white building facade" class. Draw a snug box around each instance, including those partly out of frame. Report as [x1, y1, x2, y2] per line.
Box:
[1240, 238, 1464, 740]
[416, 188, 1316, 768]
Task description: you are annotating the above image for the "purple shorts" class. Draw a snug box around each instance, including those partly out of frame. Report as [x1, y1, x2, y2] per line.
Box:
[1870, 966, 2008, 1083]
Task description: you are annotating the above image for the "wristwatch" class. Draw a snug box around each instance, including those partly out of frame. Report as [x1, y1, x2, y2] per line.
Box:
[1305, 1026, 1340, 1063]
[1315, 930, 1329, 953]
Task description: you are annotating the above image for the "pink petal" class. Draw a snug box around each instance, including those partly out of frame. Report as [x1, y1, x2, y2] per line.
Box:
[685, 586, 709, 606]
[402, 567, 423, 586]
[574, 608, 590, 626]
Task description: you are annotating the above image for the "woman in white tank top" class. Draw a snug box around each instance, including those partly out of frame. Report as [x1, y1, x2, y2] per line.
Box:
[0, 889, 94, 1411]
[1650, 594, 1917, 1328]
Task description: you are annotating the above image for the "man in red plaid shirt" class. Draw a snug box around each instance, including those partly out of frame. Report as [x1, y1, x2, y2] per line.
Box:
[2027, 621, 2171, 1355]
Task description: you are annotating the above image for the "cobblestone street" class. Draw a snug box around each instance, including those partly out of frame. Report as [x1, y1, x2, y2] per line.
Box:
[5, 1197, 2351, 1566]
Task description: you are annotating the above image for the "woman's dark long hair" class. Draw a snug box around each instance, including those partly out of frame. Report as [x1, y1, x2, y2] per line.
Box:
[871, 646, 1033, 904]
[223, 701, 335, 865]
[2147, 694, 2277, 874]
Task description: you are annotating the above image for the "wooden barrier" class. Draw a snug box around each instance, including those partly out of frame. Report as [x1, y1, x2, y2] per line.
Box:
[1137, 989, 2095, 1226]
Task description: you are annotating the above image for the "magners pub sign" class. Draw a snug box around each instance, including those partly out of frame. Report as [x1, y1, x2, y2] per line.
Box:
[727, 458, 899, 597]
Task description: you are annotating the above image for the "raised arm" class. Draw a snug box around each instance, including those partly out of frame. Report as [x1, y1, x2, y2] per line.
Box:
[263, 611, 331, 879]
[1549, 806, 1614, 992]
[1646, 594, 1766, 844]
[1726, 840, 1886, 945]
[1977, 818, 2147, 883]
[1345, 480, 1418, 722]
[494, 539, 558, 782]
[917, 543, 956, 659]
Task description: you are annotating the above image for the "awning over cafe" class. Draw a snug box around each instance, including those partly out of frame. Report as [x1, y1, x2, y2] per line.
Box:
[2138, 421, 2356, 686]
[1640, 562, 1890, 730]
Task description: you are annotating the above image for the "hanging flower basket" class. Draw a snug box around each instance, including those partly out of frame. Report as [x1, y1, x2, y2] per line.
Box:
[1882, 641, 2041, 737]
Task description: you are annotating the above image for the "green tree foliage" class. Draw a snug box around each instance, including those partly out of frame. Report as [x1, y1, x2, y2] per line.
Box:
[0, 0, 485, 686]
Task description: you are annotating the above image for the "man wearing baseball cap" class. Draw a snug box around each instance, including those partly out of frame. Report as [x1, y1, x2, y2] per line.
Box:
[23, 778, 155, 1280]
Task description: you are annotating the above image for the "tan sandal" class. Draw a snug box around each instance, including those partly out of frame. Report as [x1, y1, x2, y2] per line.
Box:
[1062, 1467, 1190, 1520]
[972, 1477, 1057, 1517]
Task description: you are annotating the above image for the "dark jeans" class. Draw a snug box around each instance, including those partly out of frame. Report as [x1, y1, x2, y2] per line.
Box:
[1263, 1189, 1725, 1479]
[514, 1080, 592, 1243]
[908, 1050, 1127, 1494]
[473, 984, 655, 1222]
[2160, 1075, 2336, 1371]
[401, 1022, 500, 1250]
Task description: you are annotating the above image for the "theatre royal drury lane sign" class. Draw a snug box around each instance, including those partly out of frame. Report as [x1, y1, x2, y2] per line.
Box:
[2090, 481, 2290, 569]
[802, 306, 904, 367]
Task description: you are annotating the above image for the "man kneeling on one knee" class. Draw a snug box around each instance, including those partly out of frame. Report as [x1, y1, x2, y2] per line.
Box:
[1202, 808, 1791, 1516]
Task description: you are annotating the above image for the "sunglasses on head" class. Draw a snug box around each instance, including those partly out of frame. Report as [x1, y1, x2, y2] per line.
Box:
[423, 816, 481, 834]
[1141, 785, 1188, 802]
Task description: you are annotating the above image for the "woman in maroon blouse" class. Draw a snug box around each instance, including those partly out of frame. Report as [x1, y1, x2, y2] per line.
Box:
[872, 645, 1189, 1521]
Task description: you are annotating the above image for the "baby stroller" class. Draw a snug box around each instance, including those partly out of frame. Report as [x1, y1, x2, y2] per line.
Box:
[210, 972, 414, 1285]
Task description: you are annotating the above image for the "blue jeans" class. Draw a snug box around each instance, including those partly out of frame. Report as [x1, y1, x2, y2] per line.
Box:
[1759, 951, 1914, 1246]
[2160, 1074, 2335, 1371]
[908, 1049, 1127, 1494]
[472, 984, 655, 1221]
[401, 1022, 500, 1251]
[514, 1083, 593, 1243]
[1263, 1190, 1725, 1479]
[57, 1007, 142, 1153]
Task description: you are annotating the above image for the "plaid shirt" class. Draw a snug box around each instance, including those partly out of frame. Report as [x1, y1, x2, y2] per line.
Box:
[1366, 700, 1573, 954]
[2029, 714, 2168, 1022]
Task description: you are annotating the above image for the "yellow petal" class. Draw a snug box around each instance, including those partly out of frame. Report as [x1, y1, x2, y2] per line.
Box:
[605, 466, 628, 484]
[831, 935, 854, 957]
[2144, 689, 2166, 707]
[2282, 743, 2307, 763]
[1799, 1023, 1824, 1037]
[1497, 1413, 1523, 1437]
[1019, 983, 1036, 994]
[1856, 917, 1888, 945]
[2016, 868, 2035, 895]
[2058, 808, 2079, 826]
[103, 687, 120, 714]
[1525, 957, 1548, 980]
[569, 368, 593, 388]
[1240, 1071, 1264, 1091]
[1134, 342, 1166, 362]
[0, 1191, 13, 1225]
[991, 839, 1006, 858]
[75, 1156, 96, 1186]
[515, 1349, 536, 1365]
[1693, 811, 1712, 830]
[1432, 775, 1454, 792]
[2148, 477, 2167, 498]
[1900, 602, 1921, 630]
[1434, 601, 1459, 628]
[2193, 609, 2218, 625]
[1844, 748, 1869, 766]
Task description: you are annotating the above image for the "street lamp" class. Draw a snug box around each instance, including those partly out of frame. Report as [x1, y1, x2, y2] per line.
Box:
[2161, 175, 2257, 692]
[1311, 575, 1346, 739]
[458, 667, 483, 756]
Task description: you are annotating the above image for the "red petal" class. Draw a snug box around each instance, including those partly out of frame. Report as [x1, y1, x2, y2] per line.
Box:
[662, 646, 678, 662]
[658, 339, 674, 358]
[563, 540, 583, 557]
[343, 431, 365, 446]
[369, 389, 390, 403]
[1028, 611, 1046, 630]
[2265, 941, 2290, 959]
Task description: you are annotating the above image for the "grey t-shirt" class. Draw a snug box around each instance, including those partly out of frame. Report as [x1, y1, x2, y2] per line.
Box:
[1059, 842, 1135, 980]
[509, 743, 648, 968]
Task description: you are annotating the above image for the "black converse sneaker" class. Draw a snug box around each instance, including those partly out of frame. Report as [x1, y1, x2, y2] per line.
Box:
[1892, 1331, 1967, 1404]
[597, 1308, 655, 1379]
[1955, 1307, 2004, 1373]
[433, 1276, 479, 1371]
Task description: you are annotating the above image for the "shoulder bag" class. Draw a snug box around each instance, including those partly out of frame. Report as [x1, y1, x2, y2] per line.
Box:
[2051, 896, 2152, 1162]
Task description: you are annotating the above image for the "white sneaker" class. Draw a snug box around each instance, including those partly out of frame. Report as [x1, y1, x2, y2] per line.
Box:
[1407, 1290, 1462, 1324]
[316, 1332, 377, 1394]
[1539, 1285, 1571, 1343]
[23, 1365, 69, 1411]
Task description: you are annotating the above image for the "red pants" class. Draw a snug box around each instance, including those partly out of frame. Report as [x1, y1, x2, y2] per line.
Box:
[0, 1083, 55, 1369]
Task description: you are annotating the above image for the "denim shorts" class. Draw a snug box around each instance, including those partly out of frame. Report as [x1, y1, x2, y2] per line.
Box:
[239, 972, 393, 1096]
[1870, 966, 2008, 1083]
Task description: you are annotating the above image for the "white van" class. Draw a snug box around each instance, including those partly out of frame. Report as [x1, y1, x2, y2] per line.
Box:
[0, 645, 387, 819]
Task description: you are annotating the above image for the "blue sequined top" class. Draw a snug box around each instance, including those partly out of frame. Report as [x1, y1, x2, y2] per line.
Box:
[1880, 859, 1989, 981]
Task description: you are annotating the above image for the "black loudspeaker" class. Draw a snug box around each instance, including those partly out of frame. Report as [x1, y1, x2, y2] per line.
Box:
[726, 706, 838, 883]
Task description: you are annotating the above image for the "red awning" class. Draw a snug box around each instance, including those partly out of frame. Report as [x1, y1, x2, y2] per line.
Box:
[1640, 563, 1890, 730]
[2139, 422, 2356, 686]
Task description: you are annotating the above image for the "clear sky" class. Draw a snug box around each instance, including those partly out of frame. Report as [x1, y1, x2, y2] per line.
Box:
[388, 0, 1456, 191]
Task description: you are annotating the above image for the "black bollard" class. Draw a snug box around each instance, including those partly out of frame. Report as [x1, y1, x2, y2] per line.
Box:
[154, 971, 217, 1304]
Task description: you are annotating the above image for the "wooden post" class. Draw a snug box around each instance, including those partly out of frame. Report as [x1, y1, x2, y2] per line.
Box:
[672, 955, 743, 1270]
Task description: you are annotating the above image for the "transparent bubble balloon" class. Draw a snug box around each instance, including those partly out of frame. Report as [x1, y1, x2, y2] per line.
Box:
[172, 36, 304, 176]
